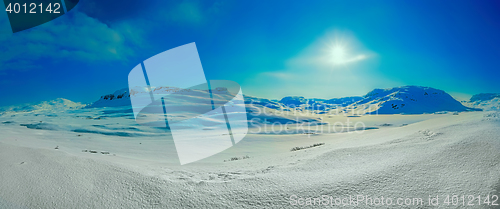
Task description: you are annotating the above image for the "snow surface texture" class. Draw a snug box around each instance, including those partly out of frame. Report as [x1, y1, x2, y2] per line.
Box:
[0, 109, 499, 208]
[0, 86, 499, 208]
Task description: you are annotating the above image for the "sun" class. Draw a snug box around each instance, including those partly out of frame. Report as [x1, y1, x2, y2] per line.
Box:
[321, 31, 370, 67]
[326, 43, 367, 66]
[331, 46, 346, 64]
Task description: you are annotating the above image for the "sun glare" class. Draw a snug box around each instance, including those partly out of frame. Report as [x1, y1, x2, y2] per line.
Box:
[331, 46, 346, 64]
[326, 42, 368, 66]
[315, 31, 372, 68]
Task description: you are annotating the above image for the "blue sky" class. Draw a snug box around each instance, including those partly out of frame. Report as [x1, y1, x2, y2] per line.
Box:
[0, 0, 499, 106]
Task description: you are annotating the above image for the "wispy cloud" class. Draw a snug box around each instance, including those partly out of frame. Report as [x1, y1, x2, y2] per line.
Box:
[0, 11, 143, 71]
[162, 0, 230, 26]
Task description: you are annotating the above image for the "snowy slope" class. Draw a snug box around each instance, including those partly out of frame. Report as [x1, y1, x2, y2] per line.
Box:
[1, 87, 498, 208]
[463, 93, 500, 111]
[349, 86, 475, 114]
[82, 88, 321, 136]
[89, 87, 252, 108]
[88, 87, 289, 117]
[0, 98, 85, 113]
[0, 110, 498, 208]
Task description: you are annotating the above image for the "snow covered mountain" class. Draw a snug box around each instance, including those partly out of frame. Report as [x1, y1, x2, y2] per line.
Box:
[87, 87, 274, 109]
[86, 86, 219, 108]
[275, 86, 474, 114]
[463, 93, 500, 111]
[278, 96, 363, 112]
[86, 88, 131, 108]
[324, 96, 364, 105]
[0, 98, 85, 113]
[348, 86, 476, 114]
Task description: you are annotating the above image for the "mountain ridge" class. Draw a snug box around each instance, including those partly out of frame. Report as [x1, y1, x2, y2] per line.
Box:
[0, 98, 85, 113]
[463, 93, 500, 111]
[2, 86, 494, 115]
[82, 85, 482, 115]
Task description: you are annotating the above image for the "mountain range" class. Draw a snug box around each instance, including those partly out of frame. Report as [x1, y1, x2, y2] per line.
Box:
[1, 86, 498, 115]
[462, 93, 500, 111]
[0, 98, 85, 113]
